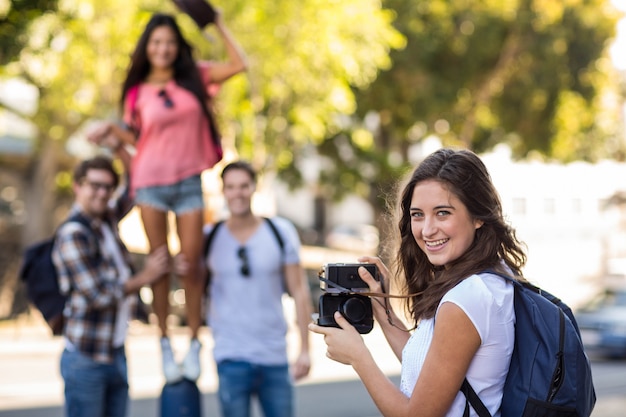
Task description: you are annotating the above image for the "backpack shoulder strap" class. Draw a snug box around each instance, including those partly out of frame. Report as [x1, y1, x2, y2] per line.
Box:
[54, 213, 100, 294]
[125, 84, 140, 136]
[264, 217, 294, 295]
[59, 213, 99, 244]
[481, 269, 581, 332]
[128, 85, 139, 111]
[203, 218, 285, 259]
[203, 220, 225, 260]
[64, 213, 92, 230]
[203, 218, 287, 295]
[202, 220, 224, 295]
[263, 217, 285, 253]
[461, 378, 492, 417]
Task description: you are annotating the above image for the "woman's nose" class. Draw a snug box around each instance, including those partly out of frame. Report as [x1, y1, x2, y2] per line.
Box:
[422, 216, 437, 238]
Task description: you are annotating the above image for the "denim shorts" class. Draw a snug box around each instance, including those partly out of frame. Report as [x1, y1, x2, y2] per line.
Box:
[135, 175, 204, 215]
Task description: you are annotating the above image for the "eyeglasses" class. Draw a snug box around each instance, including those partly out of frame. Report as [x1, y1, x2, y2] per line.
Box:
[83, 180, 115, 193]
[158, 89, 174, 108]
[237, 246, 250, 277]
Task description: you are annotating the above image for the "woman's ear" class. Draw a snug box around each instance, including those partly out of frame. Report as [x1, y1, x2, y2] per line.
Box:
[474, 219, 484, 229]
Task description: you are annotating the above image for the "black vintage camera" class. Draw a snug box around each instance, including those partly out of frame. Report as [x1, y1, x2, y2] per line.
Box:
[321, 263, 379, 293]
[318, 293, 374, 334]
[317, 263, 379, 334]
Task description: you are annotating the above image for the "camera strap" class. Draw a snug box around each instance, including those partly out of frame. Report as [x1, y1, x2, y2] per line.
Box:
[317, 277, 357, 294]
[318, 276, 422, 298]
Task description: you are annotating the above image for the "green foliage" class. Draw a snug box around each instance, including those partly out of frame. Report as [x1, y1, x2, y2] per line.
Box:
[0, 0, 58, 66]
[204, 0, 405, 180]
[355, 0, 623, 162]
[1, 0, 623, 219]
[3, 0, 403, 181]
[308, 0, 624, 217]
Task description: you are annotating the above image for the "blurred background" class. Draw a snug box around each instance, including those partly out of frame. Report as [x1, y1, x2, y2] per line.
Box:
[3, 1, 626, 416]
[2, 0, 626, 359]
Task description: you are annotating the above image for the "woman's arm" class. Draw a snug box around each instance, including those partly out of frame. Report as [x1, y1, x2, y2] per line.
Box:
[401, 303, 481, 417]
[87, 122, 136, 151]
[284, 263, 313, 380]
[204, 13, 248, 83]
[311, 301, 481, 417]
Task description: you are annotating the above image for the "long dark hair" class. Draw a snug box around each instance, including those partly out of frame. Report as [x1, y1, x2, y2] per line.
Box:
[395, 148, 527, 323]
[120, 13, 214, 127]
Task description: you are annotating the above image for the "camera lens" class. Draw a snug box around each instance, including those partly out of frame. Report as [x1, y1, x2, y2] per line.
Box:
[340, 297, 368, 322]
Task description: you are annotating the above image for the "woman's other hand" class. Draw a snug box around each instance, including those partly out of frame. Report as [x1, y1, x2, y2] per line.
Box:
[309, 311, 369, 366]
[87, 122, 120, 151]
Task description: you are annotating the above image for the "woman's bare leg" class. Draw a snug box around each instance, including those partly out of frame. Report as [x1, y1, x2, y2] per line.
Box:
[176, 208, 205, 381]
[140, 205, 170, 337]
[175, 208, 205, 339]
[141, 205, 183, 382]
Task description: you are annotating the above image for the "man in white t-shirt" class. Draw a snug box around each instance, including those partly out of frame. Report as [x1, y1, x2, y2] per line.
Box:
[204, 161, 313, 417]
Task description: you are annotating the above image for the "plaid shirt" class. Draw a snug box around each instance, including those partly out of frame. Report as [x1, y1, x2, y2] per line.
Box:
[52, 195, 136, 363]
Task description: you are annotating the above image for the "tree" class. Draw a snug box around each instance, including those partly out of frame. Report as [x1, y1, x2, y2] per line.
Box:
[0, 0, 404, 316]
[309, 0, 624, 237]
[377, 0, 622, 159]
[0, 0, 59, 65]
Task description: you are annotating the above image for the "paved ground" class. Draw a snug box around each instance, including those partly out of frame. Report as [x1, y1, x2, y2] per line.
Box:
[0, 302, 402, 416]
[1, 305, 624, 417]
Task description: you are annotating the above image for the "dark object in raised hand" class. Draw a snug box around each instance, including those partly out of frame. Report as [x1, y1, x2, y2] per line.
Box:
[172, 0, 217, 29]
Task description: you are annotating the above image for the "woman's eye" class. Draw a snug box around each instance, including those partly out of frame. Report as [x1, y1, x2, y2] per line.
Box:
[437, 210, 451, 216]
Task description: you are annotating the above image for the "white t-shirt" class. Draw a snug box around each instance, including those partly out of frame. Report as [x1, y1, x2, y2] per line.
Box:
[204, 217, 301, 365]
[400, 273, 515, 417]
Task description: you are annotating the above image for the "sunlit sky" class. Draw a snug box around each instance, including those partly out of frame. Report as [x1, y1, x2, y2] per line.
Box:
[611, 0, 626, 69]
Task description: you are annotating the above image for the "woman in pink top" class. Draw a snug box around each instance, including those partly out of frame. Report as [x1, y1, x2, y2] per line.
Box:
[89, 10, 247, 384]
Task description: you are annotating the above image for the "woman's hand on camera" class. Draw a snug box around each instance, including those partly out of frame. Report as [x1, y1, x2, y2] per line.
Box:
[357, 256, 398, 327]
[309, 312, 369, 366]
[357, 256, 390, 293]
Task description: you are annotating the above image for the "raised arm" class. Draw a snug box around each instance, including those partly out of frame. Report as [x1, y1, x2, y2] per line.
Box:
[86, 123, 135, 215]
[204, 12, 248, 83]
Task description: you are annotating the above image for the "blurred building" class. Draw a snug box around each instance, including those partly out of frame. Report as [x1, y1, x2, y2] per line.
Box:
[271, 143, 626, 307]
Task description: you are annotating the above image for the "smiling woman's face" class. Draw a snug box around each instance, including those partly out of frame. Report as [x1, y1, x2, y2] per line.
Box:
[410, 179, 483, 267]
[146, 25, 179, 70]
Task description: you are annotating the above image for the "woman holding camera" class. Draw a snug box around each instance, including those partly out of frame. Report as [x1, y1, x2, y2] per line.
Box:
[310, 148, 526, 416]
[89, 9, 247, 384]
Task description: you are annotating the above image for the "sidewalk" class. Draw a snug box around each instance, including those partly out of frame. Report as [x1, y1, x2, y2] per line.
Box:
[0, 304, 401, 412]
[1, 310, 624, 417]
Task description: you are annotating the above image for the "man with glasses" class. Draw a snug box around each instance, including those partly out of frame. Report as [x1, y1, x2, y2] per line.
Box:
[52, 150, 174, 417]
[203, 161, 313, 417]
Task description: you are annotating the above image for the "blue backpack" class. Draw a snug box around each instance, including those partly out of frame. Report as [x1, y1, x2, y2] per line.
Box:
[18, 214, 96, 335]
[461, 272, 596, 417]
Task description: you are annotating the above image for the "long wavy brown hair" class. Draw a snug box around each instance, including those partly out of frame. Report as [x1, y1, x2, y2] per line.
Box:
[395, 148, 527, 324]
[120, 13, 214, 130]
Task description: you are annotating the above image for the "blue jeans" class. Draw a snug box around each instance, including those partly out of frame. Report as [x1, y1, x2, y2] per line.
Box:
[60, 347, 129, 417]
[217, 360, 293, 417]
